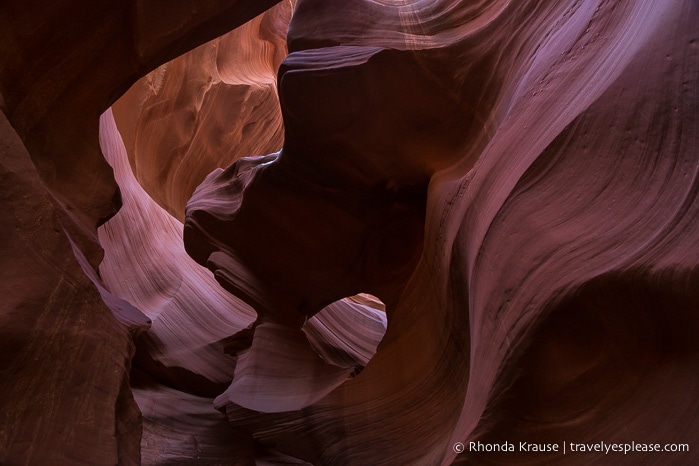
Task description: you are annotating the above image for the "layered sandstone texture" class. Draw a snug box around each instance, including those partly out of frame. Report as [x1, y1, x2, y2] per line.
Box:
[2, 0, 699, 465]
[0, 1, 284, 464]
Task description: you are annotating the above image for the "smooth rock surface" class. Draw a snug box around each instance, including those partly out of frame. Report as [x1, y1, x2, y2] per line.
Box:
[0, 104, 145, 465]
[1, 0, 697, 464]
[185, 1, 699, 464]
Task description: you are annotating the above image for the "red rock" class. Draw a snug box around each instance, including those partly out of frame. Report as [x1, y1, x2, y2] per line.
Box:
[1, 0, 698, 464]
[185, 1, 699, 464]
[0, 107, 145, 465]
[112, 3, 292, 221]
[0, 1, 285, 463]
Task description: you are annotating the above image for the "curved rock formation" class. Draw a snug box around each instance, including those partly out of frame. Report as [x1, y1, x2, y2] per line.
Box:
[112, 3, 292, 221]
[1, 0, 698, 464]
[0, 0, 283, 264]
[0, 1, 284, 464]
[99, 97, 385, 456]
[185, 0, 699, 465]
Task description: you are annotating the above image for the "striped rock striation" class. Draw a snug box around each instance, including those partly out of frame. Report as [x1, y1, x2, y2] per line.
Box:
[0, 0, 697, 464]
[185, 1, 699, 465]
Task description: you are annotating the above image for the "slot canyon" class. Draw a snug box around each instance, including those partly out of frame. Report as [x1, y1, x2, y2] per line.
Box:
[1, 0, 697, 464]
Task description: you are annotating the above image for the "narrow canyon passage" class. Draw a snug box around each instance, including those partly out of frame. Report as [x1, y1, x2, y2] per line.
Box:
[1, 0, 698, 465]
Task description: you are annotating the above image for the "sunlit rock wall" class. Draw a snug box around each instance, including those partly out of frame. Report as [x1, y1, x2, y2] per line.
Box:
[111, 3, 293, 221]
[0, 1, 284, 464]
[1, 0, 697, 465]
[185, 1, 699, 465]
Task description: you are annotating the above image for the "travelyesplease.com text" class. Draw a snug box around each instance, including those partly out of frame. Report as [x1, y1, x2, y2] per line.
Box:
[453, 440, 690, 455]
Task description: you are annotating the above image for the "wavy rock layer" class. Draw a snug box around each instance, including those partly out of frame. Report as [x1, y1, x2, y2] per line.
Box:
[112, 3, 293, 221]
[0, 0, 283, 266]
[1, 0, 698, 464]
[185, 0, 699, 465]
[99, 100, 386, 458]
[0, 1, 283, 464]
